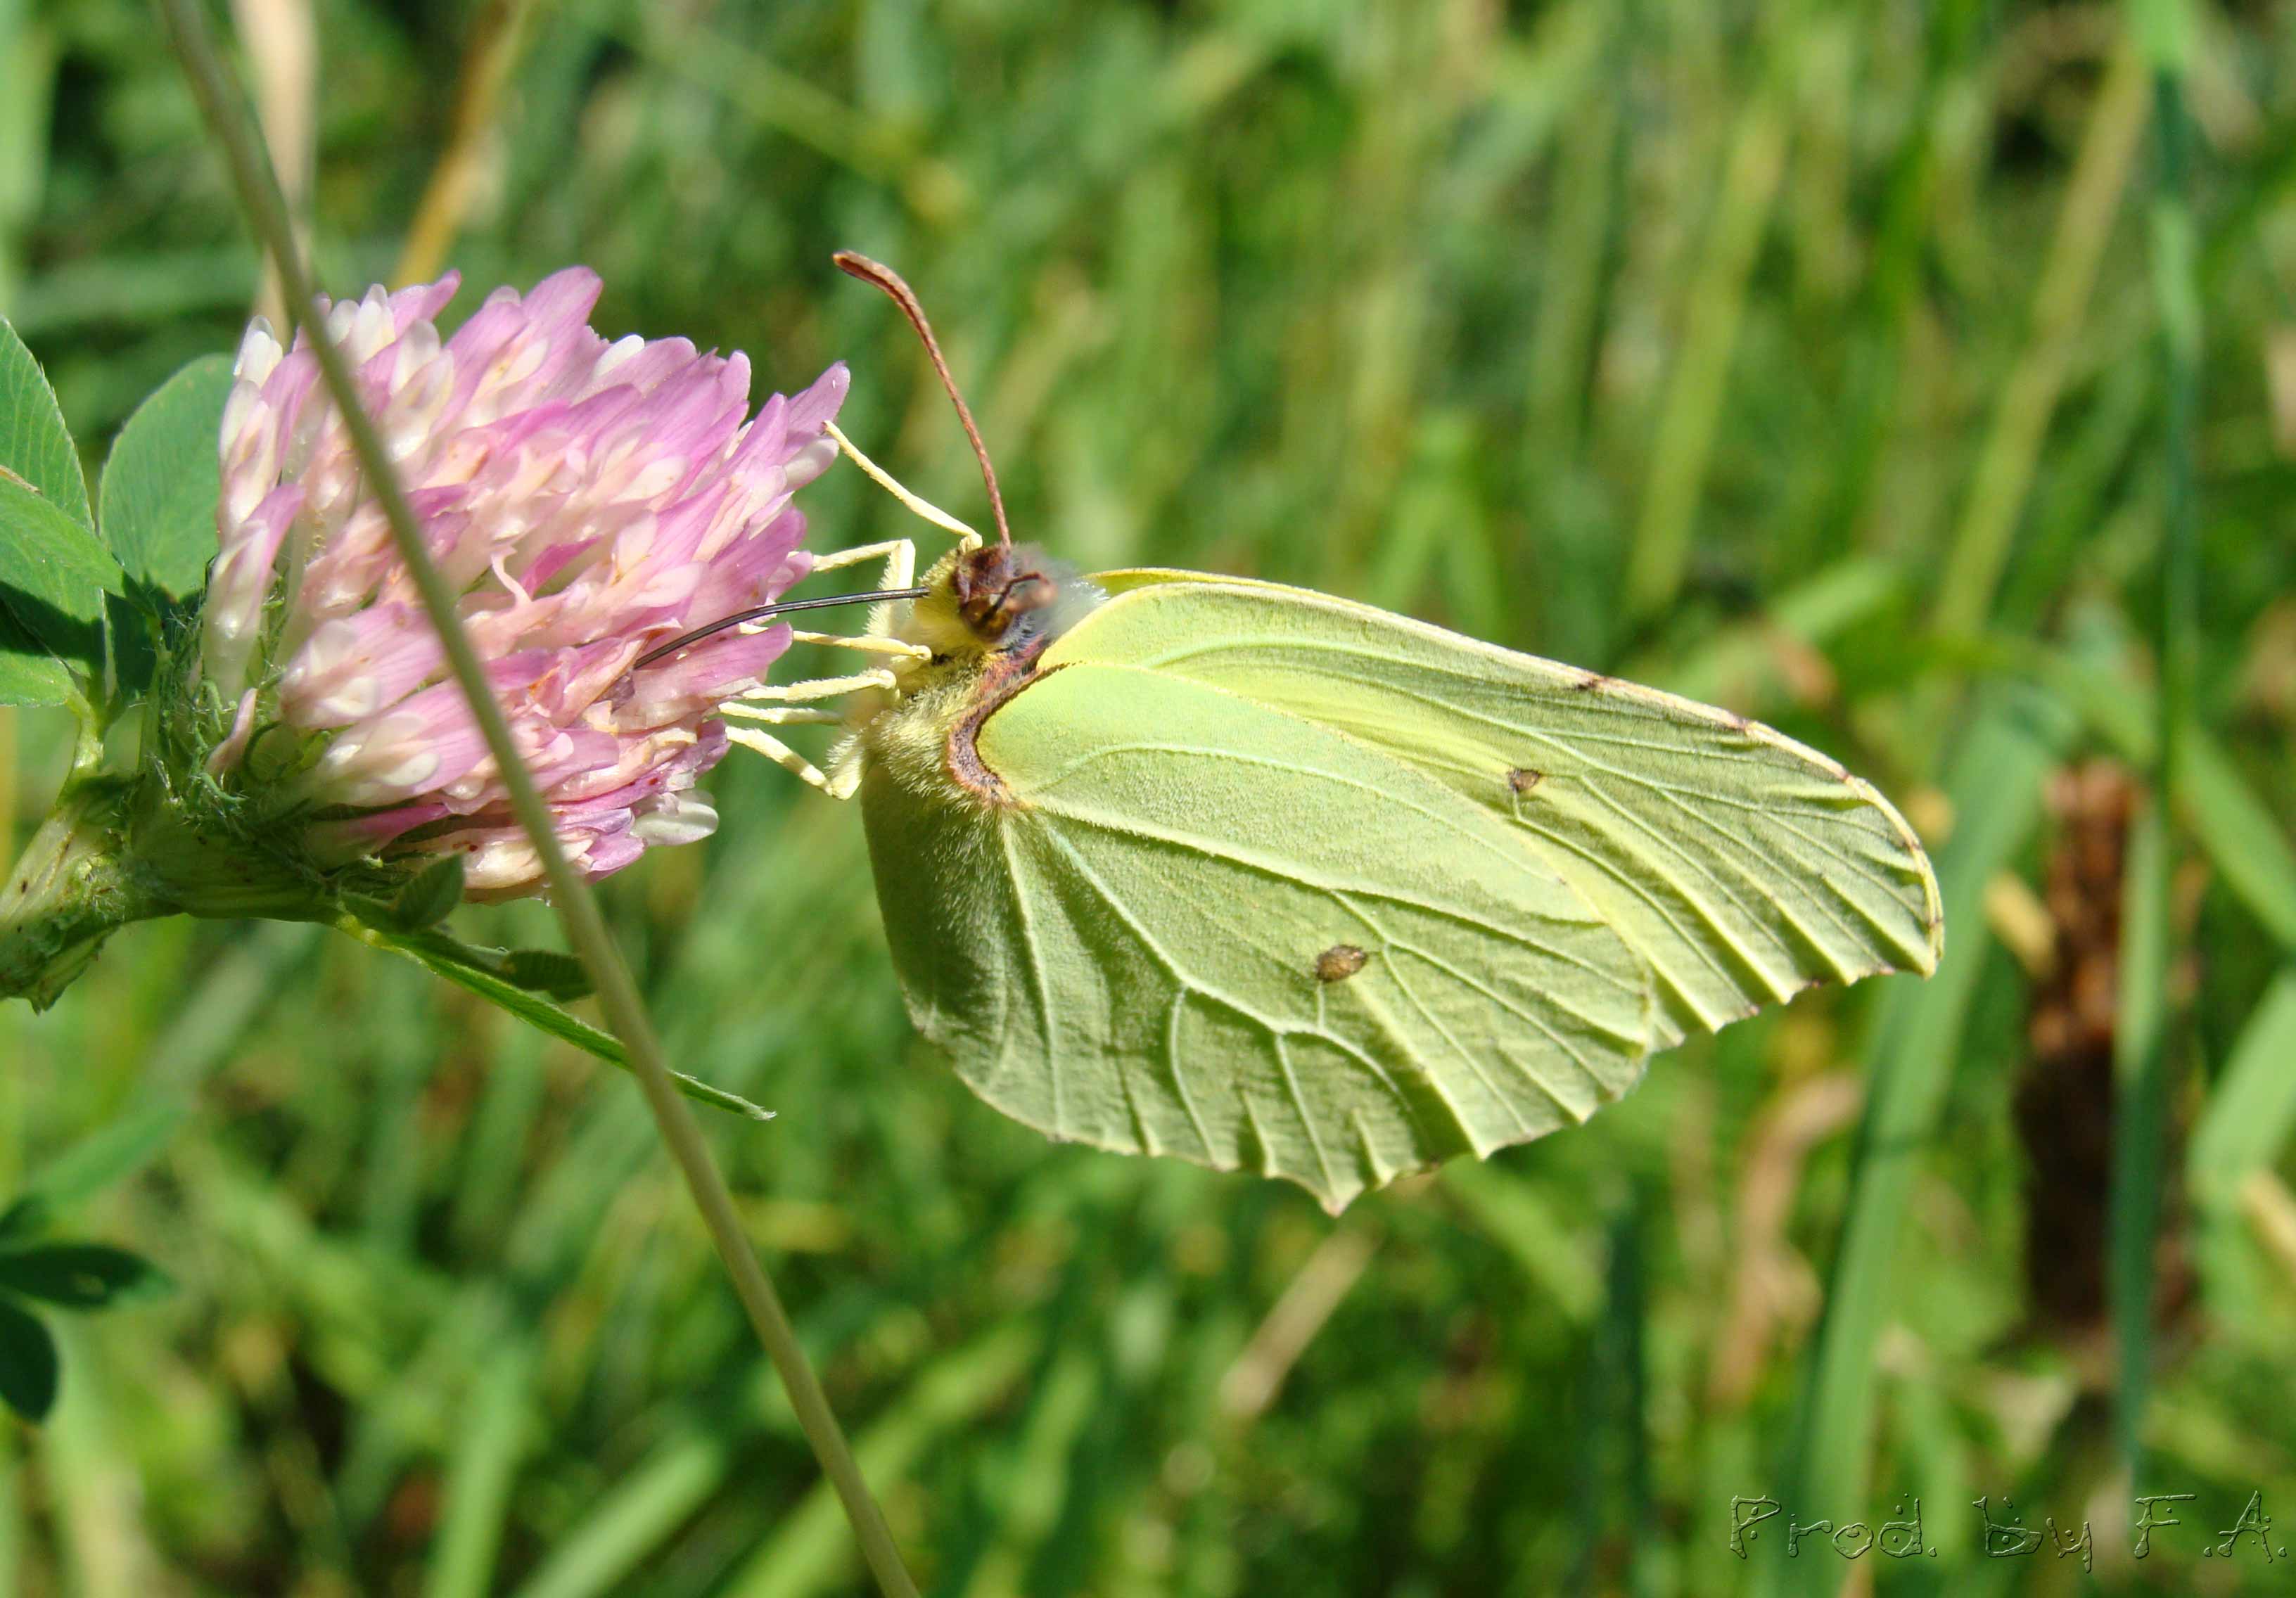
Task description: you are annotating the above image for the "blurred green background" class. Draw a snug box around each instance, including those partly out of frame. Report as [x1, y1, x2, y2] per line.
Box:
[5, 0, 2296, 1592]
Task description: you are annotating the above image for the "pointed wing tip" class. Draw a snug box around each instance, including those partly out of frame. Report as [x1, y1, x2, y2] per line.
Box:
[1901, 833, 1947, 980]
[1837, 764, 1947, 983]
[1913, 902, 1946, 978]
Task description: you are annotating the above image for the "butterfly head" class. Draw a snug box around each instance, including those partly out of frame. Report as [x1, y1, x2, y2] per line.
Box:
[902, 542, 1103, 663]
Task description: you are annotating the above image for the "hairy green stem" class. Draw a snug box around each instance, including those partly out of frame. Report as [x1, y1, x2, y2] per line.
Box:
[0, 784, 153, 1011]
[156, 4, 919, 1592]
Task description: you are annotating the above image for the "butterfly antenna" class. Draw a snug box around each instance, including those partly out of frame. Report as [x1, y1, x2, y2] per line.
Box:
[834, 250, 1012, 551]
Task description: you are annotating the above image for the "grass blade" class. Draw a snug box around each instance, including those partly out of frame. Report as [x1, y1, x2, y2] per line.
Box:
[1760, 691, 2064, 1598]
[2107, 800, 2171, 1474]
[422, 1338, 536, 1598]
[2111, 0, 2202, 1483]
[1928, 41, 2148, 639]
[1620, 33, 1793, 619]
[2188, 969, 2296, 1215]
[722, 1327, 1036, 1598]
[506, 1429, 730, 1598]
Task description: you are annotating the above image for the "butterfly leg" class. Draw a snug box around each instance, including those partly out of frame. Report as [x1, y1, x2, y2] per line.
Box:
[809, 537, 915, 580]
[724, 537, 926, 799]
[788, 631, 931, 660]
[734, 670, 898, 703]
[720, 704, 844, 725]
[796, 537, 935, 664]
[825, 421, 980, 549]
[725, 727, 835, 793]
[720, 679, 881, 795]
[822, 741, 867, 801]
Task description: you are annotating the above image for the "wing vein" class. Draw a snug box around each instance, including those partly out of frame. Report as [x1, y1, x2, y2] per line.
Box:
[999, 819, 1065, 1136]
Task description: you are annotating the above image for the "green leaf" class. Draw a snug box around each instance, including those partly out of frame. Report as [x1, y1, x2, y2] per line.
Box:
[501, 948, 593, 1002]
[0, 316, 93, 532]
[0, 650, 72, 708]
[344, 923, 772, 1121]
[345, 857, 468, 935]
[394, 852, 466, 931]
[97, 352, 232, 606]
[0, 471, 125, 703]
[0, 1297, 58, 1423]
[0, 1244, 168, 1309]
[342, 892, 406, 933]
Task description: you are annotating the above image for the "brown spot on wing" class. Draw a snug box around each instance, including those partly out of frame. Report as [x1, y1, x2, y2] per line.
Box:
[1506, 767, 1544, 795]
[1314, 944, 1369, 983]
[945, 637, 1059, 806]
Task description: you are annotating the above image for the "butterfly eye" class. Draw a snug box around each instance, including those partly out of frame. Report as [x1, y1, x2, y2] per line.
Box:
[952, 548, 1064, 646]
[996, 573, 1056, 620]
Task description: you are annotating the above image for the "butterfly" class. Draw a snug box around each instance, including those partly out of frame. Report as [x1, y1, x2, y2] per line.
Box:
[660, 255, 1941, 1213]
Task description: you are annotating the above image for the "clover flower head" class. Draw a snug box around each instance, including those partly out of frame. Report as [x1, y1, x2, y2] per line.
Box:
[199, 267, 846, 896]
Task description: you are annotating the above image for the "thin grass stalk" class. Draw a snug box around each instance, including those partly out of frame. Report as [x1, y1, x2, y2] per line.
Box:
[1818, 0, 1979, 568]
[504, 1429, 730, 1598]
[1613, 1196, 1653, 1598]
[1756, 696, 2063, 1598]
[226, 0, 314, 329]
[2109, 0, 2201, 1481]
[1928, 41, 2148, 641]
[153, 5, 919, 1592]
[2107, 800, 2170, 1475]
[0, 6, 59, 315]
[423, 1336, 536, 1598]
[1564, 1193, 1650, 1594]
[393, 0, 535, 288]
[1619, 32, 1794, 620]
[1522, 0, 1619, 466]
